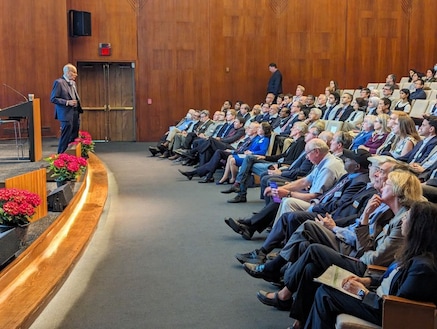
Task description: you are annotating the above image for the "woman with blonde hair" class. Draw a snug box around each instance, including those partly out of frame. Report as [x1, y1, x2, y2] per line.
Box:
[389, 115, 420, 158]
[358, 113, 390, 154]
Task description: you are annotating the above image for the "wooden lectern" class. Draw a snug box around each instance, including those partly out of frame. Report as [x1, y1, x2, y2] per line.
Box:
[0, 99, 42, 161]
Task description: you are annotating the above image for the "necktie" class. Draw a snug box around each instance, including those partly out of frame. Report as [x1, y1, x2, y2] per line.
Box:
[235, 137, 252, 153]
[323, 106, 333, 120]
[319, 175, 350, 203]
[220, 123, 231, 137]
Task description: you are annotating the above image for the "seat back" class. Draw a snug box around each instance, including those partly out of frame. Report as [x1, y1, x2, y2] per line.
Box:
[410, 100, 429, 118]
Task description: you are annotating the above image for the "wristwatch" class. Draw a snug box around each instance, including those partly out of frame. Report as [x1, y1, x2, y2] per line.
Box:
[357, 288, 368, 300]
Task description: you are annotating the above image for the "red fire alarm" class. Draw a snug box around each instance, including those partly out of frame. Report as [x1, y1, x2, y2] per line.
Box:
[99, 43, 111, 56]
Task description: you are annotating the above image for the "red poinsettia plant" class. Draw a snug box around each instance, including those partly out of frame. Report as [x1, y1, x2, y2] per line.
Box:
[45, 153, 87, 181]
[70, 130, 95, 157]
[0, 188, 41, 226]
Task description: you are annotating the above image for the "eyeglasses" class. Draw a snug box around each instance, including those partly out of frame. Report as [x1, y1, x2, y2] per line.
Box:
[305, 148, 317, 157]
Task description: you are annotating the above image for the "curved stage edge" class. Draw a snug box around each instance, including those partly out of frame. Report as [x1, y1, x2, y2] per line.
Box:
[0, 153, 108, 328]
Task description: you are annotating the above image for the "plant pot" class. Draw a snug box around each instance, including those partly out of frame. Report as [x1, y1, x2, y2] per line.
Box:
[0, 225, 21, 267]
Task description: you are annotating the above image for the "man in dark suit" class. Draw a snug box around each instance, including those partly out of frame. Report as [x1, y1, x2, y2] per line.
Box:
[332, 92, 354, 122]
[410, 79, 427, 100]
[399, 115, 437, 166]
[50, 63, 82, 154]
[267, 63, 282, 98]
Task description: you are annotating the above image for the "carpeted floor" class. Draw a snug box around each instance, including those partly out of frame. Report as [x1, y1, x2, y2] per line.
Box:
[29, 141, 293, 329]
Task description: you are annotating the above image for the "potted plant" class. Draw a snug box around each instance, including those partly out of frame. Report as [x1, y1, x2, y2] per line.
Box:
[45, 153, 87, 186]
[70, 130, 95, 158]
[0, 188, 41, 227]
[0, 188, 41, 265]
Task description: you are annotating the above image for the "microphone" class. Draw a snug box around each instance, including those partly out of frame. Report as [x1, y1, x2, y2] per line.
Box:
[2, 83, 28, 102]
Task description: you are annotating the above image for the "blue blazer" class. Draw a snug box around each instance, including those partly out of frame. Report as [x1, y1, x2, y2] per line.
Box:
[50, 77, 77, 122]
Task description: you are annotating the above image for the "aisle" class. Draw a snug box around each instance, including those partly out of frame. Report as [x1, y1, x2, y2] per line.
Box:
[30, 142, 291, 329]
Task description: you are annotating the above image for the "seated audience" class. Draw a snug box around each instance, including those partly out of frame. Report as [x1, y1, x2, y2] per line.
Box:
[226, 148, 371, 242]
[218, 122, 271, 184]
[149, 109, 200, 157]
[178, 122, 269, 182]
[222, 121, 307, 202]
[304, 201, 437, 329]
[248, 170, 423, 329]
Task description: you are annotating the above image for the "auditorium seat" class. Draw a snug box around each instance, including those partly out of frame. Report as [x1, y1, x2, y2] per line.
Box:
[410, 100, 429, 118]
[399, 77, 410, 83]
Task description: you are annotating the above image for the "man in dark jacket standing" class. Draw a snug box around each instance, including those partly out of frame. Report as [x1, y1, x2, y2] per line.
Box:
[267, 63, 283, 98]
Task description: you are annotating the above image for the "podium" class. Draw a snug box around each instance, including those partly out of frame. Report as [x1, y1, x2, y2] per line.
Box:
[0, 99, 42, 161]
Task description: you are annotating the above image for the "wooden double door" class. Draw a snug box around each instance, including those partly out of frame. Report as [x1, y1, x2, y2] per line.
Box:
[77, 62, 136, 141]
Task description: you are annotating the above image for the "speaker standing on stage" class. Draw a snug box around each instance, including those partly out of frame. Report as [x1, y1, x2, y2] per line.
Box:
[50, 63, 83, 154]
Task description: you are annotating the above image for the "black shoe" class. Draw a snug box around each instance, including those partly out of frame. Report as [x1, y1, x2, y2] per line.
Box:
[224, 217, 253, 239]
[149, 146, 160, 156]
[198, 176, 214, 183]
[175, 149, 196, 160]
[178, 169, 195, 180]
[235, 249, 266, 264]
[224, 217, 243, 235]
[227, 195, 247, 203]
[256, 290, 293, 311]
[243, 263, 281, 283]
[221, 185, 240, 194]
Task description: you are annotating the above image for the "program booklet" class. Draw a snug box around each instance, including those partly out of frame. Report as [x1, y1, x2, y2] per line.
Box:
[314, 265, 360, 299]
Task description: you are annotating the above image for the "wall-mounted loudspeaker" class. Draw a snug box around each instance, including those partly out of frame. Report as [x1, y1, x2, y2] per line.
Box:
[69, 10, 92, 37]
[47, 183, 73, 212]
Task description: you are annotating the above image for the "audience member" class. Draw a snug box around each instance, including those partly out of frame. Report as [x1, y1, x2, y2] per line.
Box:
[410, 78, 427, 100]
[332, 93, 354, 121]
[358, 114, 390, 154]
[350, 115, 376, 150]
[389, 115, 420, 159]
[342, 97, 366, 131]
[266, 63, 283, 98]
[322, 92, 341, 120]
[393, 88, 411, 113]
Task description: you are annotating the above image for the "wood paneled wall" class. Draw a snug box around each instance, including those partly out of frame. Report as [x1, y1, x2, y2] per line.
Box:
[1, 0, 436, 141]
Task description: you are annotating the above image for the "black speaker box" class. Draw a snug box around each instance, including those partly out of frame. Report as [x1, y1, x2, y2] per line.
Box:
[47, 183, 74, 212]
[69, 10, 92, 37]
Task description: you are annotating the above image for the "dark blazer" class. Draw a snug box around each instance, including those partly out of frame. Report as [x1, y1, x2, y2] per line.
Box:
[409, 89, 427, 100]
[333, 105, 354, 122]
[398, 135, 437, 164]
[50, 77, 78, 121]
[364, 256, 437, 310]
[221, 126, 245, 144]
[279, 114, 300, 136]
[331, 185, 377, 226]
[311, 172, 370, 215]
[281, 151, 314, 180]
[264, 135, 306, 164]
[267, 70, 283, 96]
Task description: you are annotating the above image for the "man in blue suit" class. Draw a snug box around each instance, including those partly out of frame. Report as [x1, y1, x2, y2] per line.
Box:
[50, 63, 82, 153]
